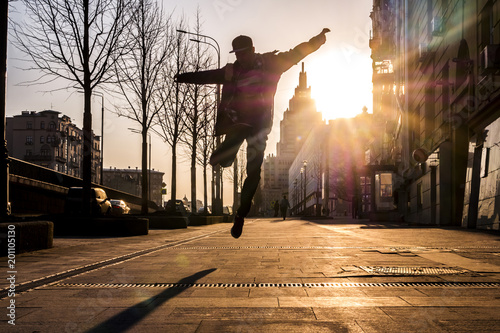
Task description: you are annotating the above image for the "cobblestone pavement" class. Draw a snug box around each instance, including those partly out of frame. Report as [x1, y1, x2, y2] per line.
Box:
[1, 217, 500, 332]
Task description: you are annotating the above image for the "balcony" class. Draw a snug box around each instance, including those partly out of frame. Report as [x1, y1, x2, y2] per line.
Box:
[69, 161, 79, 169]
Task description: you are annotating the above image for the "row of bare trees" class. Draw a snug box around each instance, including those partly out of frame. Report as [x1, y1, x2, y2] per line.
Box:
[10, 0, 218, 214]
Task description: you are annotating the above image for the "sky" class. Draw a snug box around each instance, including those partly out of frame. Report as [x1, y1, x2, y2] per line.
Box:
[6, 0, 374, 207]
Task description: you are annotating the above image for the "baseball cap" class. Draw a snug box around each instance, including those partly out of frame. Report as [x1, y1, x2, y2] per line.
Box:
[230, 35, 253, 53]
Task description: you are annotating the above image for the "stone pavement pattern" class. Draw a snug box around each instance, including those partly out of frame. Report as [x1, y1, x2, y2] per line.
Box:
[1, 217, 500, 332]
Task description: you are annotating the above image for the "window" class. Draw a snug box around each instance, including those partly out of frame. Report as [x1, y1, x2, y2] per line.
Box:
[40, 136, 45, 143]
[26, 122, 33, 129]
[26, 149, 32, 156]
[379, 173, 392, 197]
[49, 122, 56, 131]
[41, 149, 50, 156]
[40, 121, 45, 129]
[26, 136, 33, 145]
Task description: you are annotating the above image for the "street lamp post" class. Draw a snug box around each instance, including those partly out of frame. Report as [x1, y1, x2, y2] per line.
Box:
[128, 128, 152, 202]
[293, 179, 297, 215]
[300, 168, 304, 215]
[0, 1, 9, 217]
[303, 160, 308, 215]
[93, 92, 104, 185]
[177, 29, 224, 215]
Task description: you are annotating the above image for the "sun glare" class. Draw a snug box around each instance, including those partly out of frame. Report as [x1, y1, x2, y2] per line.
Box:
[306, 50, 373, 120]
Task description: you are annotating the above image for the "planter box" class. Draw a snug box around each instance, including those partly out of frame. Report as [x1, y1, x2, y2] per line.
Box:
[147, 215, 188, 229]
[189, 215, 225, 226]
[0, 221, 54, 255]
[50, 215, 149, 236]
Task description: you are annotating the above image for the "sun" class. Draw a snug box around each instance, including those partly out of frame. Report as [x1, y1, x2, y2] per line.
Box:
[306, 50, 373, 120]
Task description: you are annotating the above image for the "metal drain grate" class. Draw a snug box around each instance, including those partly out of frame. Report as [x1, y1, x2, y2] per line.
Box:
[360, 266, 468, 275]
[170, 246, 500, 250]
[54, 281, 500, 288]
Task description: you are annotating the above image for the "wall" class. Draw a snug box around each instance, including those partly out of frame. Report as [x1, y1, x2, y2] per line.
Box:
[8, 157, 157, 215]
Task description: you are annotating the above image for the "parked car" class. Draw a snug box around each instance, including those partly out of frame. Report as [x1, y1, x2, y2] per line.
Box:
[223, 206, 233, 215]
[109, 199, 131, 215]
[65, 187, 112, 216]
[197, 206, 212, 215]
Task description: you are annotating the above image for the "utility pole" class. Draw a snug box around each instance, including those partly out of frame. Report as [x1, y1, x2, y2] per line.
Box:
[1, 1, 10, 217]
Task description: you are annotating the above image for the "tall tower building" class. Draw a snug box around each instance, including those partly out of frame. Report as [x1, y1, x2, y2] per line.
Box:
[261, 63, 323, 212]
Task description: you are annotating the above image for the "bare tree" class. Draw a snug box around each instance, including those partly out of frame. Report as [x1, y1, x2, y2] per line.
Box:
[224, 144, 246, 212]
[12, 0, 131, 215]
[112, 0, 172, 214]
[196, 99, 215, 214]
[155, 21, 190, 209]
[181, 13, 215, 214]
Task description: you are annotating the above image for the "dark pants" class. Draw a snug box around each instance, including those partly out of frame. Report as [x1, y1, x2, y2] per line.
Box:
[210, 127, 267, 218]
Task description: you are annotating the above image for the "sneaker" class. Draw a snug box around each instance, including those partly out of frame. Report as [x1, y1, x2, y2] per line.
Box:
[231, 215, 244, 238]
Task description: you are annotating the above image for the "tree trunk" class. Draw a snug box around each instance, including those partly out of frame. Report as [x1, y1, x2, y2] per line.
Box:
[203, 163, 208, 213]
[141, 126, 148, 215]
[82, 0, 93, 216]
[171, 142, 177, 205]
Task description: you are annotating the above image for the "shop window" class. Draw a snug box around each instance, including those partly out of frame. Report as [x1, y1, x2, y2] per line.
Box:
[379, 173, 392, 197]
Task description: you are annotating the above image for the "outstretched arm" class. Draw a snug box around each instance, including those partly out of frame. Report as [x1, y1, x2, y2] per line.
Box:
[296, 28, 330, 57]
[272, 28, 330, 72]
[174, 67, 226, 85]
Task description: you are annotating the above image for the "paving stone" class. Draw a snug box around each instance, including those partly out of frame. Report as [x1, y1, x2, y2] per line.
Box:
[166, 307, 316, 320]
[196, 319, 362, 333]
[278, 296, 409, 307]
[401, 296, 500, 307]
[312, 307, 390, 321]
[2, 217, 499, 332]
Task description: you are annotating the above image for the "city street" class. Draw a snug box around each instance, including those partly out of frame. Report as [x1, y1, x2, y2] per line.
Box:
[1, 217, 500, 332]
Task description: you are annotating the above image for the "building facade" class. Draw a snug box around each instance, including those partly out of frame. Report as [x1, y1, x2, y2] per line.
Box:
[6, 110, 101, 183]
[103, 167, 164, 207]
[289, 110, 373, 217]
[370, 0, 500, 229]
[260, 63, 323, 214]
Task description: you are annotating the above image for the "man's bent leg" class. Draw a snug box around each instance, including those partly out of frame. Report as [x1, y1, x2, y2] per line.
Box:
[210, 132, 245, 167]
[236, 130, 267, 218]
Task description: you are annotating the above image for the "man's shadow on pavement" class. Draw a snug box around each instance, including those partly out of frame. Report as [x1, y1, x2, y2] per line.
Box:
[85, 268, 217, 333]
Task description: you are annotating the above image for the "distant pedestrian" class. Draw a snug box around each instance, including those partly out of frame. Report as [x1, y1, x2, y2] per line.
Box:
[280, 195, 291, 220]
[175, 28, 330, 238]
[273, 200, 280, 217]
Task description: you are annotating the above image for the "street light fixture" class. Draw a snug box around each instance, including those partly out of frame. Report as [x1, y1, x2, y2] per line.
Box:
[177, 29, 224, 215]
[303, 160, 308, 214]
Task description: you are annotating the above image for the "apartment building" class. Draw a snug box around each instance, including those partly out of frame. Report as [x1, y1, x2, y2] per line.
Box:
[6, 110, 101, 183]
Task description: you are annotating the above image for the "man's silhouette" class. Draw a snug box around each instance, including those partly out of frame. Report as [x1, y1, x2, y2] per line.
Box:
[175, 28, 330, 238]
[280, 195, 291, 220]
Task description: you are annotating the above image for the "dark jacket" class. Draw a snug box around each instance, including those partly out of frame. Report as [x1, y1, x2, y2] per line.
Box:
[176, 36, 325, 136]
